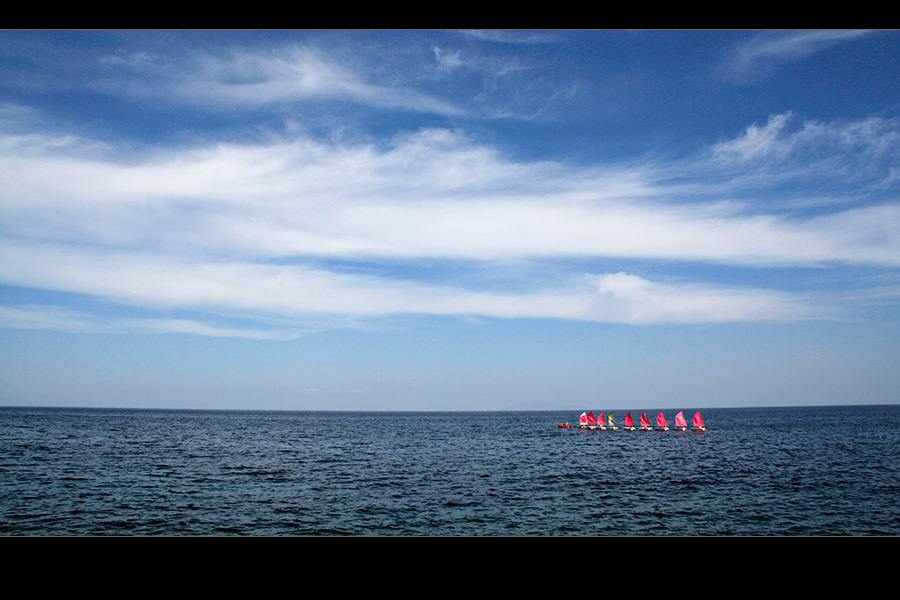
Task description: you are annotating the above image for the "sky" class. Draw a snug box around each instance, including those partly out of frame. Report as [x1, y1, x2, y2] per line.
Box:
[0, 29, 898, 412]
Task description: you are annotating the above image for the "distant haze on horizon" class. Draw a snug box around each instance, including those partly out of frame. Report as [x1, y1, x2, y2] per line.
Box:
[1, 30, 898, 411]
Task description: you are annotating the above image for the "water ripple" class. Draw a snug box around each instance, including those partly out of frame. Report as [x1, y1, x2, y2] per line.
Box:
[2, 406, 900, 535]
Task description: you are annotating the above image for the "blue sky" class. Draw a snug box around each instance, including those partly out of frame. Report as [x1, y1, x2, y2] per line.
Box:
[1, 29, 898, 411]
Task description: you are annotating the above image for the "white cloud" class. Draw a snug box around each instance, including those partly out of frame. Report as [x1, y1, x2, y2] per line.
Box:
[460, 30, 561, 44]
[721, 30, 875, 82]
[588, 272, 822, 324]
[0, 239, 820, 329]
[433, 47, 464, 73]
[2, 124, 898, 267]
[712, 113, 794, 161]
[0, 304, 300, 340]
[167, 46, 464, 116]
[1, 110, 898, 336]
[712, 112, 900, 170]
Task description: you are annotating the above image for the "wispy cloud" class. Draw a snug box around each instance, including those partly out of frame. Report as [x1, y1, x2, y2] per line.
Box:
[459, 30, 563, 45]
[0, 304, 302, 340]
[588, 272, 825, 325]
[2, 33, 898, 340]
[2, 119, 897, 266]
[704, 112, 900, 210]
[99, 43, 466, 117]
[1, 107, 897, 337]
[720, 30, 875, 83]
[0, 239, 823, 332]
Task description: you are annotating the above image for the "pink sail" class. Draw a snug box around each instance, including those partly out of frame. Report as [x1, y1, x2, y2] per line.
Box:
[693, 412, 706, 429]
[579, 412, 588, 426]
[656, 412, 669, 428]
[640, 412, 651, 428]
[675, 411, 688, 428]
[586, 411, 597, 426]
[624, 412, 635, 427]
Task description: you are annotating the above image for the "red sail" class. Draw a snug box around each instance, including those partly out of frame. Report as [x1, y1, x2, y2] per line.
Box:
[675, 411, 688, 427]
[640, 412, 651, 427]
[693, 412, 706, 428]
[598, 413, 605, 427]
[624, 412, 635, 427]
[579, 412, 588, 425]
[656, 412, 669, 428]
[587, 411, 597, 425]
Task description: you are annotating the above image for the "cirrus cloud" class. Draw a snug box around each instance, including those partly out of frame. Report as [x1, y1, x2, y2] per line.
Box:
[1, 109, 897, 337]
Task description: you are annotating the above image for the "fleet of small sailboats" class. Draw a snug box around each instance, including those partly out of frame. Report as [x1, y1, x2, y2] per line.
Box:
[561, 411, 707, 432]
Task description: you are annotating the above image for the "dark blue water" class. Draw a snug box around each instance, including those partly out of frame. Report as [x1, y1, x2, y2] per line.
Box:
[2, 405, 899, 536]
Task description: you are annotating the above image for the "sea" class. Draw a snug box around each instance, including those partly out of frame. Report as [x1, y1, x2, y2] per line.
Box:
[2, 404, 899, 536]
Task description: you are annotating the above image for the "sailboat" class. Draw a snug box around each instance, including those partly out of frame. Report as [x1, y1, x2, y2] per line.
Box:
[674, 411, 688, 431]
[692, 412, 707, 432]
[579, 412, 589, 429]
[639, 412, 653, 431]
[623, 412, 636, 431]
[656, 412, 669, 431]
[606, 412, 618, 431]
[586, 411, 599, 429]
